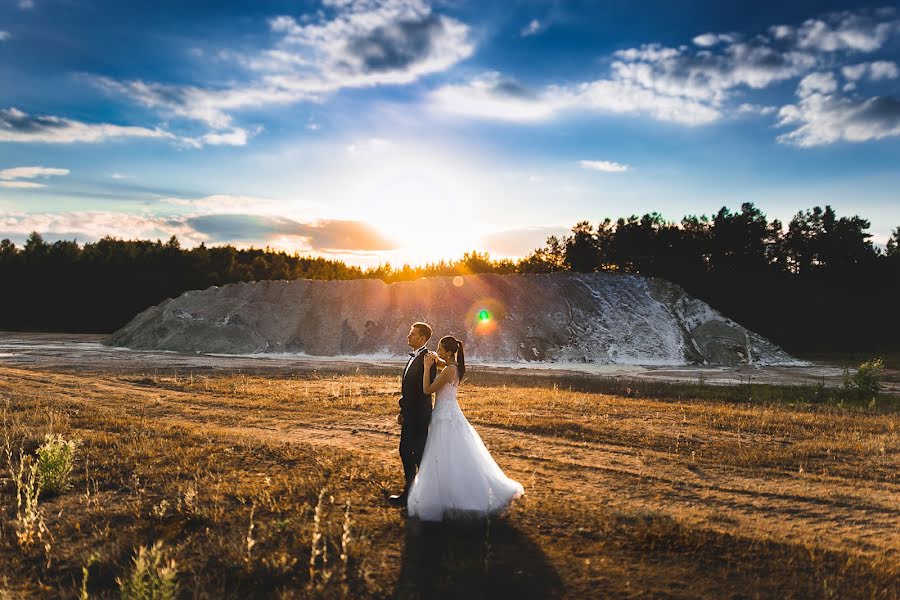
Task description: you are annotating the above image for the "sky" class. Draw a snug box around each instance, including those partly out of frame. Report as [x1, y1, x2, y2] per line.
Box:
[1, 0, 899, 266]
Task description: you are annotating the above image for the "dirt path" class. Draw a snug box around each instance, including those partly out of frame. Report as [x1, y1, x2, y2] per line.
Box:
[2, 364, 897, 571]
[6, 330, 893, 392]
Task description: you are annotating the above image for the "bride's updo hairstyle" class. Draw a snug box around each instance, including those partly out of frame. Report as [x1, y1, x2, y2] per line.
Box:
[439, 335, 466, 382]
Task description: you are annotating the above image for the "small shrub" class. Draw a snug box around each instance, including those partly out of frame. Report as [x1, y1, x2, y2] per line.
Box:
[7, 452, 48, 550]
[36, 433, 78, 494]
[842, 358, 885, 401]
[118, 541, 178, 600]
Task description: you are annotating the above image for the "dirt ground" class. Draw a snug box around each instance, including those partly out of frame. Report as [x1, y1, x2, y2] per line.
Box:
[0, 334, 898, 598]
[3, 331, 896, 393]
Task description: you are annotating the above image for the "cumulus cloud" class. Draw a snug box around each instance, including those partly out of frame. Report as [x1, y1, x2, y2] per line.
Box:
[428, 30, 821, 124]
[842, 60, 899, 82]
[0, 165, 69, 188]
[773, 8, 900, 52]
[429, 5, 900, 143]
[0, 107, 175, 144]
[521, 19, 541, 37]
[0, 31, 11, 41]
[94, 0, 472, 145]
[268, 0, 472, 82]
[579, 160, 629, 173]
[610, 41, 817, 104]
[797, 71, 838, 96]
[778, 73, 900, 146]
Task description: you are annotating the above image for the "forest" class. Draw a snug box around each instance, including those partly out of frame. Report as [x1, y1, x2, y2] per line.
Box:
[2, 203, 898, 354]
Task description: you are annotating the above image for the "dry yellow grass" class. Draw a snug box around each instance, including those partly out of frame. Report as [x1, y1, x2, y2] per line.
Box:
[0, 364, 898, 598]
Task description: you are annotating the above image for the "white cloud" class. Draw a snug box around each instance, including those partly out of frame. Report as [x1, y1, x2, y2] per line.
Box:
[429, 6, 900, 138]
[578, 160, 630, 173]
[574, 78, 722, 124]
[0, 165, 69, 188]
[17, 0, 35, 9]
[109, 173, 133, 180]
[0, 211, 208, 246]
[267, 0, 472, 78]
[0, 181, 45, 189]
[782, 10, 900, 52]
[429, 71, 720, 125]
[160, 194, 283, 215]
[797, 72, 838, 97]
[736, 103, 777, 116]
[196, 128, 252, 147]
[692, 32, 735, 47]
[778, 75, 900, 146]
[842, 60, 899, 82]
[610, 42, 817, 104]
[94, 0, 473, 145]
[0, 107, 175, 144]
[428, 72, 565, 122]
[0, 31, 11, 41]
[842, 63, 869, 81]
[90, 77, 292, 134]
[870, 60, 900, 80]
[521, 19, 541, 37]
[0, 166, 69, 180]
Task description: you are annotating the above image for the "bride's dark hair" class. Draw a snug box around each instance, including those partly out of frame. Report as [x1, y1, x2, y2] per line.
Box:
[439, 335, 465, 382]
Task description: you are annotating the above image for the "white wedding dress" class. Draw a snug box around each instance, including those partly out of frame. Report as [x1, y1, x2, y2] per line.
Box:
[407, 367, 524, 522]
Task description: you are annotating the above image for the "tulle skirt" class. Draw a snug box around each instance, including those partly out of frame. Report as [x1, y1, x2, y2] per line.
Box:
[406, 405, 524, 522]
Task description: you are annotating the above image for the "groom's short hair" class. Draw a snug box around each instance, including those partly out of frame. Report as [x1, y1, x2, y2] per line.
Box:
[412, 322, 433, 341]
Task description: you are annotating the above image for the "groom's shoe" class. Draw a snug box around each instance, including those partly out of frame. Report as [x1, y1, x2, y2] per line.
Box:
[386, 493, 407, 507]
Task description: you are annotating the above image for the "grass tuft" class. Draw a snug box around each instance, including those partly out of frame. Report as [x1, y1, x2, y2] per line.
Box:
[117, 541, 178, 600]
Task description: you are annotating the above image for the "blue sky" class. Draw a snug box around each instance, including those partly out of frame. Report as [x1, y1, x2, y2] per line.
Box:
[1, 0, 899, 265]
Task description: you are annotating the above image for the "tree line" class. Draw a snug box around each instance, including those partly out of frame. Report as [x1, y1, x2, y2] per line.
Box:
[1, 202, 898, 354]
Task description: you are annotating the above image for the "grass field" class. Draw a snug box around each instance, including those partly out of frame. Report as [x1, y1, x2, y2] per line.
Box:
[1, 364, 898, 598]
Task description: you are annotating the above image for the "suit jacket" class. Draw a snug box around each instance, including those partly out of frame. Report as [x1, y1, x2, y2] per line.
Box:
[400, 350, 437, 428]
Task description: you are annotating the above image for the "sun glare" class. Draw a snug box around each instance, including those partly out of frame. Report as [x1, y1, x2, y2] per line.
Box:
[345, 145, 490, 265]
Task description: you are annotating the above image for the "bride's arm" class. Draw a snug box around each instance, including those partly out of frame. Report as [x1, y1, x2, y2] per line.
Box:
[423, 355, 451, 394]
[427, 351, 447, 369]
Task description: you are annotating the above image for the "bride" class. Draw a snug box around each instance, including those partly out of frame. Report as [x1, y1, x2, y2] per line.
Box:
[406, 335, 524, 521]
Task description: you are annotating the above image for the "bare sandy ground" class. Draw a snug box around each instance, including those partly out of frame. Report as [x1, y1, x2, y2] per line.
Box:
[3, 331, 891, 392]
[0, 363, 897, 598]
[1, 331, 898, 597]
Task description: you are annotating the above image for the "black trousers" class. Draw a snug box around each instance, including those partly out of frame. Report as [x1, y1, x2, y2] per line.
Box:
[399, 419, 428, 493]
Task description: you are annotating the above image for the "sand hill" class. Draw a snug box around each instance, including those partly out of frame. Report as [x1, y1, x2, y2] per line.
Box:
[106, 272, 799, 366]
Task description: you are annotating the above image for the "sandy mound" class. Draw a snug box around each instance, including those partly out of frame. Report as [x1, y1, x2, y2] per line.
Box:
[106, 272, 799, 366]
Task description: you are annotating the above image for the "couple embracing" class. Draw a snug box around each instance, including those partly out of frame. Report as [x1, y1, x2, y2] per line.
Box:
[387, 322, 524, 521]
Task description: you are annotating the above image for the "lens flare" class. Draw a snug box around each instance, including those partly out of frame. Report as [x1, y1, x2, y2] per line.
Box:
[468, 299, 505, 336]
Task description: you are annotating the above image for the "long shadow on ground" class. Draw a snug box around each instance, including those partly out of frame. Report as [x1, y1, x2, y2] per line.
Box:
[394, 517, 562, 600]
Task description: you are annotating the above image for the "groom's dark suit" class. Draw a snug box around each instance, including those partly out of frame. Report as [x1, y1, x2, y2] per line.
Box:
[399, 347, 437, 496]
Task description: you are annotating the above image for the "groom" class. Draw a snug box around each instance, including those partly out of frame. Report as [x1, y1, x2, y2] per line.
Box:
[388, 321, 437, 507]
